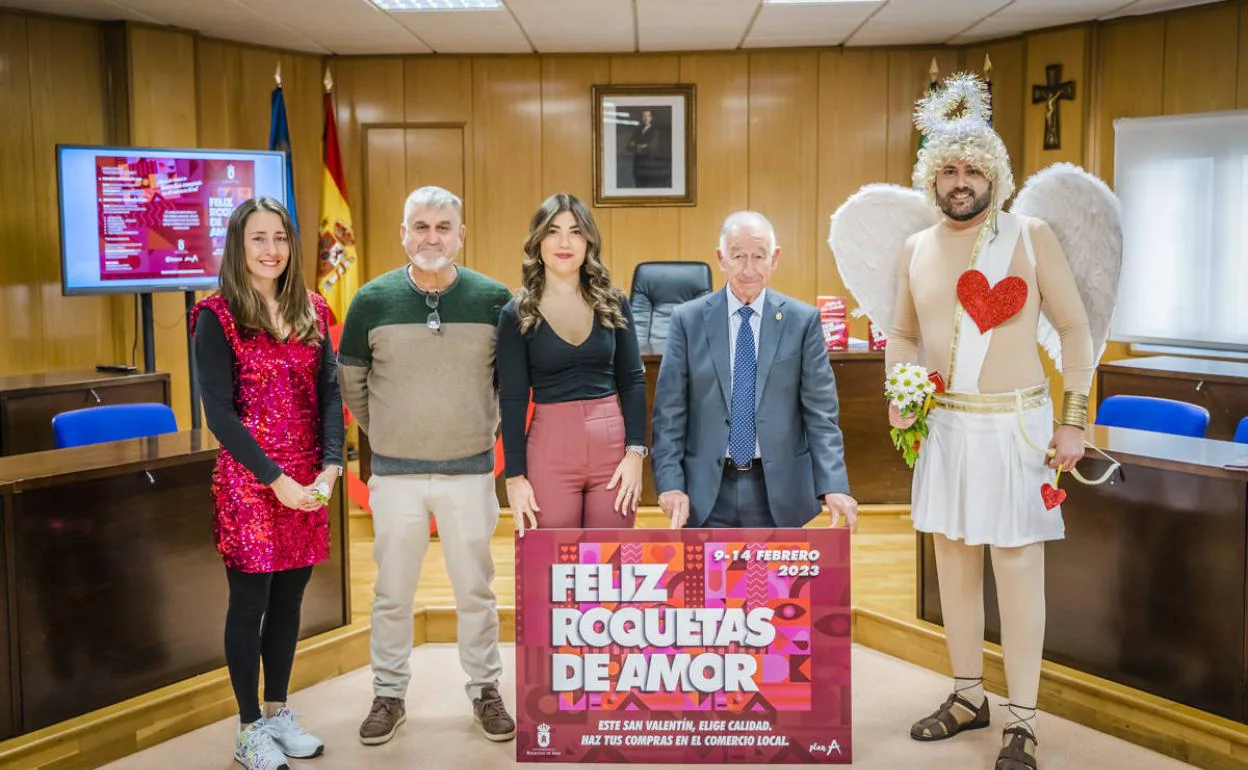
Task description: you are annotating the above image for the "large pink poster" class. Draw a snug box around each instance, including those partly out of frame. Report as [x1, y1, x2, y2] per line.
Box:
[95, 156, 253, 282]
[516, 528, 852, 763]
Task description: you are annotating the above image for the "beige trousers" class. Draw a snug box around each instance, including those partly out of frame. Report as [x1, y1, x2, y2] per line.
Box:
[368, 472, 502, 700]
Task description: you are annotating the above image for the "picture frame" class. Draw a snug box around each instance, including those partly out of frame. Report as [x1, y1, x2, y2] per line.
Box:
[591, 84, 696, 207]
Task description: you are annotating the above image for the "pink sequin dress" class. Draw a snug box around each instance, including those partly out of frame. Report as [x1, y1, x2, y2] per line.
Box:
[191, 293, 332, 573]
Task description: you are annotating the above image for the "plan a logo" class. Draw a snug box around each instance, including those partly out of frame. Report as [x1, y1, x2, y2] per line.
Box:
[537, 723, 551, 748]
[809, 739, 842, 757]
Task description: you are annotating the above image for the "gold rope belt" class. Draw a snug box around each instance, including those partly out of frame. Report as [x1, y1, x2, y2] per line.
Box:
[926, 385, 1121, 486]
[932, 384, 1049, 414]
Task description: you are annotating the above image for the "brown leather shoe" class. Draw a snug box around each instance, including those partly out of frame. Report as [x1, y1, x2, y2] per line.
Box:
[910, 691, 990, 741]
[472, 685, 516, 742]
[996, 726, 1038, 769]
[359, 696, 406, 746]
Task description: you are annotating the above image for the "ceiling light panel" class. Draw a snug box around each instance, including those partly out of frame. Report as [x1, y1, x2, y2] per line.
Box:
[367, 0, 502, 10]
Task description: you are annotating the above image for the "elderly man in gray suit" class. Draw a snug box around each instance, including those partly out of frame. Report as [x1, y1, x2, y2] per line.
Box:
[651, 211, 859, 530]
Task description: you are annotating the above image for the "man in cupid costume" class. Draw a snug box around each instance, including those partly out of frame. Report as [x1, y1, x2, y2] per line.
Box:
[829, 74, 1123, 769]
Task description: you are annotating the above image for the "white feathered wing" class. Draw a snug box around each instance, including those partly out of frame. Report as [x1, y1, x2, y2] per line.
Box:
[827, 183, 938, 335]
[1010, 162, 1123, 368]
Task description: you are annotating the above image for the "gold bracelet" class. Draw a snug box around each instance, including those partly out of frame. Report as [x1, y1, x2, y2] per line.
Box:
[1061, 391, 1089, 429]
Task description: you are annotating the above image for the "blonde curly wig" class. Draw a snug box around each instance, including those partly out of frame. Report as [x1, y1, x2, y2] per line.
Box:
[912, 72, 1014, 213]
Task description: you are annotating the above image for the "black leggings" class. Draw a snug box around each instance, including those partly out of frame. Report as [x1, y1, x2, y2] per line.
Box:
[225, 566, 313, 723]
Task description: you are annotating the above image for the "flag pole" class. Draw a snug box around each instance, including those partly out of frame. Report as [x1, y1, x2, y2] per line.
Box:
[983, 54, 993, 127]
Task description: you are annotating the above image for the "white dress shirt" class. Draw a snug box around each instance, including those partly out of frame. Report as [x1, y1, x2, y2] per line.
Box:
[726, 288, 766, 460]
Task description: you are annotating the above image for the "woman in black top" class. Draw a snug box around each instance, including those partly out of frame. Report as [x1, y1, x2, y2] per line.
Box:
[497, 193, 647, 533]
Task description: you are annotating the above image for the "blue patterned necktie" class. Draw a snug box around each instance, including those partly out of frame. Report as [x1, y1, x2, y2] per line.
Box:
[729, 305, 757, 466]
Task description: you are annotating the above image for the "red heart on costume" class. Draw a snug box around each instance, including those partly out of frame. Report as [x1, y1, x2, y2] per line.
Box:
[956, 270, 1028, 333]
[1040, 483, 1066, 510]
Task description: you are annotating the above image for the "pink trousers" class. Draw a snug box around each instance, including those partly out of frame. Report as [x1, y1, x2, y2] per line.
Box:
[526, 396, 637, 529]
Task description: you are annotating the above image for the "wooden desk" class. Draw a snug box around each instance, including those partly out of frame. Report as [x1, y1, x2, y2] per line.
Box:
[918, 425, 1248, 722]
[359, 347, 909, 508]
[0, 431, 349, 738]
[0, 371, 172, 456]
[1098, 355, 1248, 440]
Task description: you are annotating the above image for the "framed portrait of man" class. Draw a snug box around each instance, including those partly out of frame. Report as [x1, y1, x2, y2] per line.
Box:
[592, 84, 696, 207]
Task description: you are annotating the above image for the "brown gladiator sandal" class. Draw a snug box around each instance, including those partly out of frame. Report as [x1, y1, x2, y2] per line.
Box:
[909, 680, 990, 741]
[996, 704, 1039, 769]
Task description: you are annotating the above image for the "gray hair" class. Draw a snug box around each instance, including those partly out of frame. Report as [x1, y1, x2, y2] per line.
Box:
[403, 185, 463, 225]
[717, 210, 777, 255]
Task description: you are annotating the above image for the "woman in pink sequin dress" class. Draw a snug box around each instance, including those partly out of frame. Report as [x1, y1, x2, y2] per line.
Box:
[192, 197, 344, 770]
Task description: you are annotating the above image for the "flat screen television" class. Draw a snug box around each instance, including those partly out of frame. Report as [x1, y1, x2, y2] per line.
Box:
[56, 145, 288, 295]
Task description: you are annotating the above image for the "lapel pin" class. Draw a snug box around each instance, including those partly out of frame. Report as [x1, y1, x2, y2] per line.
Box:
[776, 312, 783, 321]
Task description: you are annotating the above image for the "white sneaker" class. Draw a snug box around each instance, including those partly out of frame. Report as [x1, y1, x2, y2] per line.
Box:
[235, 721, 289, 770]
[268, 707, 326, 759]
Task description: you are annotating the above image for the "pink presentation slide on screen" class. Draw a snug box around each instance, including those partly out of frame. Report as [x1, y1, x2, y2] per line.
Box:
[95, 156, 253, 282]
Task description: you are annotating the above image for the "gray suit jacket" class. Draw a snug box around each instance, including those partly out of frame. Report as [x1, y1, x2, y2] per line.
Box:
[651, 288, 850, 528]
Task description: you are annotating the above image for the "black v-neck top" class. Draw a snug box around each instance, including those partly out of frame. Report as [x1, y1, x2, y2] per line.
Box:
[496, 295, 646, 478]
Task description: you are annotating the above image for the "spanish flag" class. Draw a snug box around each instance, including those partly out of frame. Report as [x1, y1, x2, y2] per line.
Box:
[317, 77, 358, 324]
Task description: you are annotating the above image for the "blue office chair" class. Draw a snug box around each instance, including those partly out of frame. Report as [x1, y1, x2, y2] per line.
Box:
[1094, 395, 1209, 438]
[1233, 417, 1248, 444]
[52, 403, 178, 448]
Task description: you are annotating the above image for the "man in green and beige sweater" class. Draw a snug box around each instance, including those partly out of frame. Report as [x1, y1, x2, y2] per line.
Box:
[337, 186, 516, 746]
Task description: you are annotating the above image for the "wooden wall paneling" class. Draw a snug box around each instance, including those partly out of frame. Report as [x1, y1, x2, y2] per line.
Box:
[1162, 1, 1240, 115]
[195, 39, 241, 150]
[540, 56, 610, 276]
[885, 48, 959, 187]
[677, 53, 748, 287]
[960, 39, 1026, 193]
[1091, 16, 1165, 185]
[817, 49, 889, 338]
[26, 17, 118, 372]
[364, 128, 407, 283]
[404, 128, 464, 193]
[127, 27, 199, 149]
[1022, 27, 1088, 178]
[336, 58, 404, 281]
[1092, 14, 1165, 371]
[0, 13, 40, 377]
[404, 57, 474, 266]
[746, 51, 819, 303]
[472, 57, 543, 291]
[1239, 0, 1248, 109]
[125, 25, 199, 427]
[404, 57, 474, 124]
[237, 47, 283, 155]
[604, 56, 682, 293]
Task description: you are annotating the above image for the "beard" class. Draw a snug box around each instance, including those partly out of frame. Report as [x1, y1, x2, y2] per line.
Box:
[938, 186, 993, 222]
[409, 252, 451, 272]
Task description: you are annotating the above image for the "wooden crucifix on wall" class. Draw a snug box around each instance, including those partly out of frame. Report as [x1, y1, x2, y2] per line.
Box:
[1032, 64, 1075, 150]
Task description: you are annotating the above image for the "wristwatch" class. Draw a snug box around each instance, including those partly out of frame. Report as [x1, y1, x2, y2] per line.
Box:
[626, 445, 649, 458]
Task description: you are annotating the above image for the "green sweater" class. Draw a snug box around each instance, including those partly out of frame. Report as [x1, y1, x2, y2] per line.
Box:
[337, 266, 512, 476]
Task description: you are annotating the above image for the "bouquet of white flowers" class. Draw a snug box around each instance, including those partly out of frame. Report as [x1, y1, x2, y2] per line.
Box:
[884, 363, 938, 468]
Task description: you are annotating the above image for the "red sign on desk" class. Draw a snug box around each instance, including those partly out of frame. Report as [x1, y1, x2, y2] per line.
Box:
[515, 528, 852, 764]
